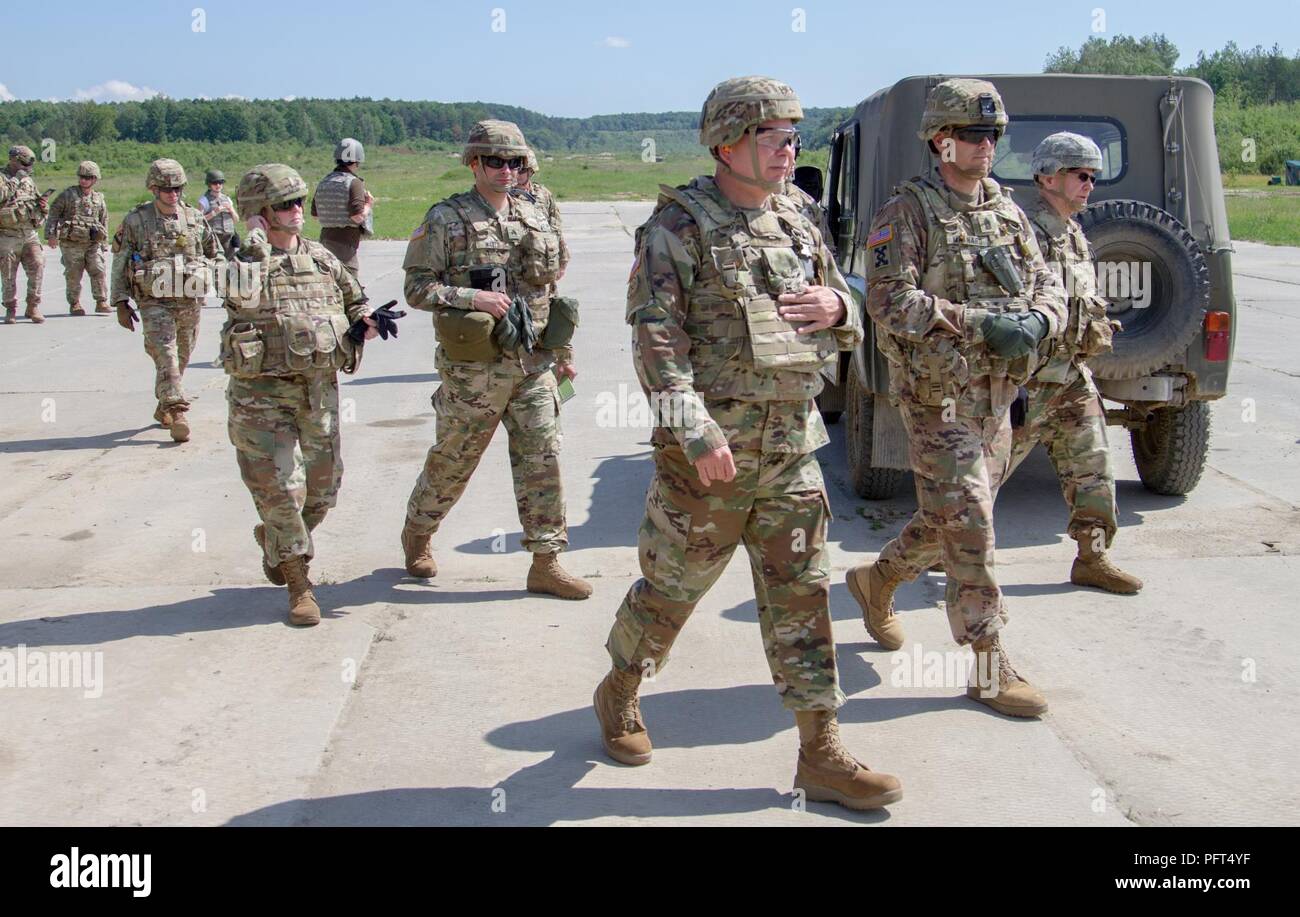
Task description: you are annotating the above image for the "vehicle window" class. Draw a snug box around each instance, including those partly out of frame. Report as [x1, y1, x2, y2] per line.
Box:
[992, 117, 1126, 184]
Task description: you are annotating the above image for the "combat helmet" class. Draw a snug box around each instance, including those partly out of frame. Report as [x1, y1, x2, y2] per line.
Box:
[77, 160, 101, 180]
[205, 168, 225, 184]
[146, 158, 188, 190]
[917, 78, 1008, 141]
[236, 163, 309, 221]
[461, 120, 529, 166]
[699, 76, 803, 191]
[335, 138, 365, 164]
[8, 145, 36, 168]
[1032, 131, 1104, 176]
[523, 148, 540, 174]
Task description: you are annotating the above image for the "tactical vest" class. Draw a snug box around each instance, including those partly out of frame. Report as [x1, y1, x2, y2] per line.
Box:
[1026, 204, 1107, 382]
[222, 241, 356, 377]
[890, 176, 1037, 385]
[57, 189, 106, 243]
[314, 171, 356, 229]
[0, 170, 40, 232]
[204, 192, 235, 236]
[640, 179, 836, 400]
[126, 203, 212, 302]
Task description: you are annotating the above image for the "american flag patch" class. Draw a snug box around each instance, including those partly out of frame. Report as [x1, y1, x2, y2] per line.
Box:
[867, 224, 893, 248]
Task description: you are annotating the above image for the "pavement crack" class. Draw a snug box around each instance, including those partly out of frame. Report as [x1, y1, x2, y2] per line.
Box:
[1235, 357, 1300, 379]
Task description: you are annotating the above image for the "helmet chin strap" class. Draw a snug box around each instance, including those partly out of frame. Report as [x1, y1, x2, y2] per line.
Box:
[715, 128, 785, 194]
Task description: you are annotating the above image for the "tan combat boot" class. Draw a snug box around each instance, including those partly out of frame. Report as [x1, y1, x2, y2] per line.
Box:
[169, 406, 191, 442]
[94, 301, 111, 314]
[25, 304, 44, 323]
[153, 403, 172, 428]
[527, 551, 592, 600]
[846, 560, 906, 650]
[967, 634, 1048, 718]
[3, 306, 15, 324]
[1071, 532, 1143, 594]
[253, 524, 286, 586]
[793, 710, 902, 810]
[593, 666, 652, 766]
[70, 302, 86, 316]
[401, 523, 437, 578]
[281, 555, 320, 627]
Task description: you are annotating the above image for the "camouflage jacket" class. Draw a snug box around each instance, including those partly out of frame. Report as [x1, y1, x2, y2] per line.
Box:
[109, 200, 224, 305]
[1020, 189, 1114, 385]
[863, 171, 1066, 415]
[514, 182, 569, 269]
[783, 180, 835, 253]
[627, 176, 861, 460]
[45, 186, 108, 243]
[0, 165, 44, 234]
[403, 186, 568, 370]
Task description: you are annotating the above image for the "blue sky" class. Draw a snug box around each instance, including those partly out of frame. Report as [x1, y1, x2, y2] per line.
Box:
[2, 0, 1296, 115]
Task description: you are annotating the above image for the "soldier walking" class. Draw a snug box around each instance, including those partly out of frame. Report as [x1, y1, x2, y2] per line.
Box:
[1, 145, 48, 325]
[198, 169, 239, 258]
[847, 80, 1067, 718]
[44, 160, 110, 315]
[311, 138, 373, 277]
[594, 77, 901, 811]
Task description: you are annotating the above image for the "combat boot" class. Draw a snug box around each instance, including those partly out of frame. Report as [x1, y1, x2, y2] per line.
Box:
[967, 634, 1048, 718]
[153, 403, 172, 428]
[793, 710, 902, 810]
[593, 666, 651, 765]
[25, 304, 44, 323]
[281, 555, 320, 627]
[70, 302, 86, 316]
[169, 406, 190, 442]
[1071, 533, 1142, 594]
[846, 559, 906, 650]
[253, 524, 286, 586]
[527, 551, 592, 600]
[3, 306, 15, 324]
[94, 301, 111, 314]
[401, 523, 437, 578]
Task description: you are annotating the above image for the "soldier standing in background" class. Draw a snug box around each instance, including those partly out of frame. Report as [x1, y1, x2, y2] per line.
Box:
[199, 169, 239, 258]
[44, 160, 110, 316]
[311, 138, 373, 277]
[110, 158, 224, 442]
[594, 77, 901, 811]
[1, 145, 48, 324]
[846, 79, 1067, 718]
[513, 150, 569, 286]
[398, 119, 589, 600]
[222, 163, 386, 626]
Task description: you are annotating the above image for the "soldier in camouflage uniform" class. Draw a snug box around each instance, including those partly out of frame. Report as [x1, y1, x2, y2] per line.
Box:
[594, 77, 902, 811]
[0, 145, 48, 324]
[44, 160, 110, 315]
[1005, 132, 1142, 594]
[399, 120, 591, 600]
[199, 169, 239, 259]
[222, 164, 379, 626]
[111, 159, 223, 441]
[513, 149, 569, 286]
[846, 80, 1067, 718]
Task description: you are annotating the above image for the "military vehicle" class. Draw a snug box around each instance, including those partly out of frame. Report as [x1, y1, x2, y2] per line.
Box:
[815, 74, 1234, 498]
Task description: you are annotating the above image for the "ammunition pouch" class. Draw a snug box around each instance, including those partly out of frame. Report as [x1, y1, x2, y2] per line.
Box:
[519, 226, 562, 286]
[0, 204, 24, 231]
[435, 308, 499, 362]
[540, 295, 579, 350]
[904, 335, 969, 407]
[222, 322, 266, 378]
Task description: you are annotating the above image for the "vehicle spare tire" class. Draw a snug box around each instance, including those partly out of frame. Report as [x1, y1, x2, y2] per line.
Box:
[1076, 200, 1211, 380]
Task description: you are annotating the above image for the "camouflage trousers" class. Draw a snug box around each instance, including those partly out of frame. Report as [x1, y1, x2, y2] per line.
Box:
[878, 401, 1012, 645]
[1007, 368, 1117, 546]
[140, 301, 202, 409]
[0, 230, 43, 308]
[58, 241, 107, 306]
[405, 352, 567, 553]
[607, 444, 845, 712]
[228, 373, 342, 565]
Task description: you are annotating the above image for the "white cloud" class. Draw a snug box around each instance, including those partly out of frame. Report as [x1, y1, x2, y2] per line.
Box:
[598, 36, 631, 48]
[0, 83, 15, 102]
[73, 80, 161, 103]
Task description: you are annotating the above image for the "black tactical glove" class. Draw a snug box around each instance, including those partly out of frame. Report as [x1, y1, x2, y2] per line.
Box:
[116, 302, 139, 332]
[981, 311, 1048, 360]
[347, 300, 406, 343]
[493, 295, 536, 353]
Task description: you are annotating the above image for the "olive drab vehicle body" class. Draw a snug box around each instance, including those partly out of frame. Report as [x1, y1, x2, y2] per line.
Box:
[819, 74, 1234, 498]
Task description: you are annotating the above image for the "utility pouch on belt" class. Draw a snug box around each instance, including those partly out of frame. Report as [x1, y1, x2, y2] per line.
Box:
[279, 313, 354, 373]
[435, 308, 498, 362]
[907, 337, 968, 407]
[541, 295, 579, 350]
[223, 322, 265, 378]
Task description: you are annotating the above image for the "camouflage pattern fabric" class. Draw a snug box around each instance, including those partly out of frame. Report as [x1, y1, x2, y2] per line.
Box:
[46, 186, 108, 304]
[141, 303, 201, 408]
[0, 230, 43, 309]
[58, 242, 108, 304]
[521, 181, 569, 273]
[784, 180, 834, 252]
[405, 349, 566, 552]
[607, 173, 861, 710]
[864, 172, 1066, 645]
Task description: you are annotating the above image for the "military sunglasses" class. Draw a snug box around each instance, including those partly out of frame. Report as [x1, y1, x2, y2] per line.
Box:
[1066, 168, 1098, 185]
[157, 186, 183, 194]
[481, 155, 526, 171]
[951, 126, 1003, 145]
[270, 197, 306, 212]
[754, 127, 801, 151]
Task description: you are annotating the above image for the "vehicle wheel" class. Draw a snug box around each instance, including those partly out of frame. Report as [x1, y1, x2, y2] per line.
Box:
[845, 370, 907, 499]
[1131, 400, 1211, 496]
[1078, 200, 1211, 380]
[816, 378, 844, 425]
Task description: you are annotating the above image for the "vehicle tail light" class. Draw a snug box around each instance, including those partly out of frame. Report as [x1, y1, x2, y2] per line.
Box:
[1204, 311, 1230, 362]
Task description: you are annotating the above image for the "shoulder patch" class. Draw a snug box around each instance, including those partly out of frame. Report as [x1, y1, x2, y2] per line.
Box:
[867, 224, 893, 248]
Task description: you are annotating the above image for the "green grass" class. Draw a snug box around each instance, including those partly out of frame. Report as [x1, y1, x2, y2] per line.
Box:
[1226, 193, 1300, 246]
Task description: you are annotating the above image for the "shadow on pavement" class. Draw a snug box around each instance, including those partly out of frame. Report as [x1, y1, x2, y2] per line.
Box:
[0, 427, 158, 453]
